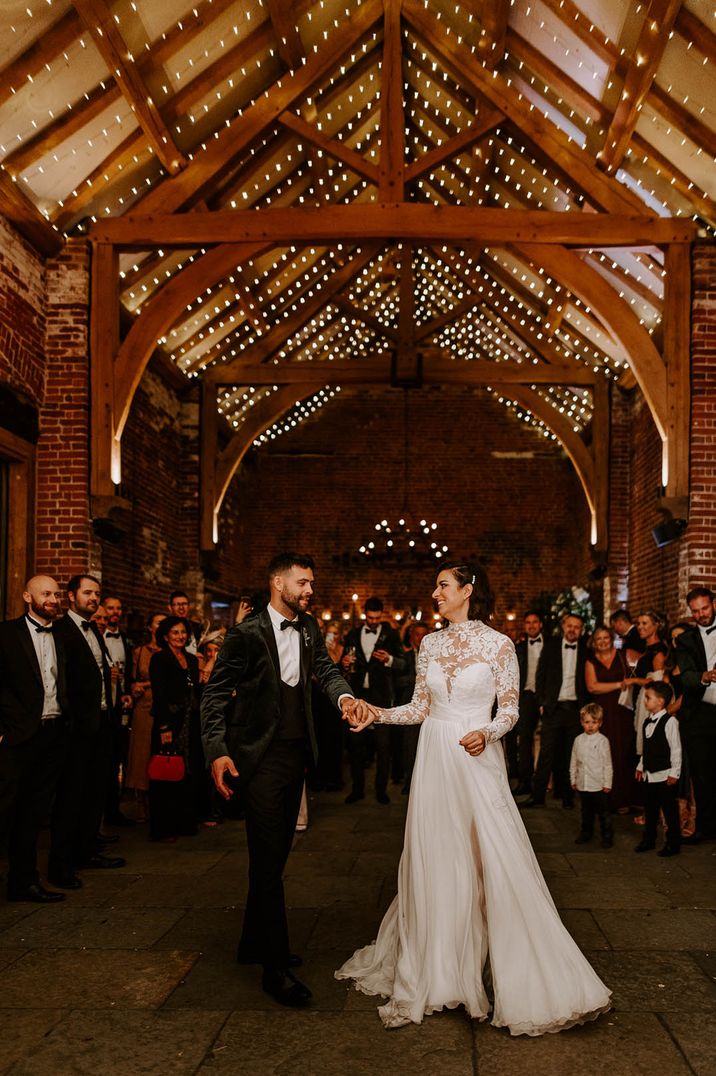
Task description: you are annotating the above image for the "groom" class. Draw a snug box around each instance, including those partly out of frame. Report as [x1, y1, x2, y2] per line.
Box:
[201, 552, 362, 1007]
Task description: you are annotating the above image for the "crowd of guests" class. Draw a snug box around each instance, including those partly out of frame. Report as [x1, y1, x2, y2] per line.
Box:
[1, 571, 714, 903]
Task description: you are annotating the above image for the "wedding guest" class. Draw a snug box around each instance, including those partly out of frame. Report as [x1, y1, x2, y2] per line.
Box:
[524, 613, 588, 809]
[666, 622, 697, 838]
[91, 606, 109, 634]
[148, 617, 202, 842]
[513, 611, 544, 796]
[584, 624, 635, 812]
[622, 610, 668, 756]
[609, 609, 644, 654]
[125, 613, 165, 824]
[676, 586, 716, 843]
[49, 575, 125, 889]
[570, 703, 613, 848]
[635, 682, 681, 857]
[342, 598, 406, 805]
[394, 621, 430, 795]
[308, 620, 345, 792]
[167, 590, 203, 655]
[235, 595, 254, 624]
[0, 576, 69, 903]
[198, 629, 225, 684]
[197, 629, 226, 826]
[102, 595, 134, 827]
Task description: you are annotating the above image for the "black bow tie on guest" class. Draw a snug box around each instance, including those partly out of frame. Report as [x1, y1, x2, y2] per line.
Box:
[365, 627, 378, 635]
[28, 617, 53, 633]
[106, 631, 121, 638]
[705, 625, 716, 635]
[280, 619, 300, 631]
[564, 643, 577, 650]
[529, 638, 542, 645]
[81, 620, 92, 632]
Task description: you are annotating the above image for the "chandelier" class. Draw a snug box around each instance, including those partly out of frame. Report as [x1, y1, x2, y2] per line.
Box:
[355, 391, 450, 567]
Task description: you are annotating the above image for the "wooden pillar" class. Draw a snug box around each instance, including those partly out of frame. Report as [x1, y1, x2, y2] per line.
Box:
[662, 243, 691, 511]
[90, 243, 119, 498]
[591, 378, 610, 556]
[200, 382, 219, 550]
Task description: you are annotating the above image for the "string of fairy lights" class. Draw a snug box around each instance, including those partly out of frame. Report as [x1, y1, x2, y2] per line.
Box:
[1, 0, 714, 455]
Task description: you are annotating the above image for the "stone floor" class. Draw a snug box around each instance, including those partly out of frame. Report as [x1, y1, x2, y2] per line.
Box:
[1, 782, 715, 1075]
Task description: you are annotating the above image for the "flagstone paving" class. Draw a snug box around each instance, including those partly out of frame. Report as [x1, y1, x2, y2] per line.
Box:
[1, 782, 714, 1074]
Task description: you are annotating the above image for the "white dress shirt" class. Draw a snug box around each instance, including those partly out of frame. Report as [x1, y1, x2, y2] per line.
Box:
[636, 709, 682, 782]
[360, 623, 393, 689]
[104, 630, 128, 706]
[267, 603, 301, 686]
[524, 635, 543, 693]
[25, 616, 61, 719]
[68, 608, 108, 709]
[699, 622, 716, 705]
[558, 641, 578, 701]
[569, 731, 613, 792]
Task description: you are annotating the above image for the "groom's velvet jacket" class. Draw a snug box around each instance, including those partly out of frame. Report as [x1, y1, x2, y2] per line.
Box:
[200, 608, 352, 783]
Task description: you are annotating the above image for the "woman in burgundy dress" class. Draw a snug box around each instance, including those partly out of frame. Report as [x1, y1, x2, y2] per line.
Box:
[585, 625, 635, 812]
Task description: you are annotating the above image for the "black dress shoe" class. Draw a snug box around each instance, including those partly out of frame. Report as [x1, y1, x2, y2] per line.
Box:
[512, 784, 532, 797]
[81, 854, 126, 869]
[376, 791, 390, 805]
[657, 845, 680, 857]
[47, 871, 83, 890]
[520, 797, 545, 808]
[262, 968, 312, 1007]
[634, 840, 656, 853]
[96, 832, 120, 844]
[237, 950, 302, 968]
[104, 813, 135, 827]
[8, 883, 65, 903]
[344, 791, 364, 804]
[681, 833, 702, 845]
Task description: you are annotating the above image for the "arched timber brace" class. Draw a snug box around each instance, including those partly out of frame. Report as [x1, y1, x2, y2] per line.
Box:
[200, 384, 321, 549]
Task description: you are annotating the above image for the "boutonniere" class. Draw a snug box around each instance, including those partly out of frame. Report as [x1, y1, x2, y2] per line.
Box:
[301, 626, 311, 648]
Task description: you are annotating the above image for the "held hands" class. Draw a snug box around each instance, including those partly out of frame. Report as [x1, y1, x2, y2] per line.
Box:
[459, 730, 487, 757]
[211, 755, 239, 800]
[340, 697, 381, 731]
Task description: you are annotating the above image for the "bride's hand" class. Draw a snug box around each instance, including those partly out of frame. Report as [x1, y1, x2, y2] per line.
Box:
[459, 730, 487, 757]
[350, 701, 382, 732]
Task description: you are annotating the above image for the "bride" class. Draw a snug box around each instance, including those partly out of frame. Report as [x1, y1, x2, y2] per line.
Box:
[336, 562, 611, 1035]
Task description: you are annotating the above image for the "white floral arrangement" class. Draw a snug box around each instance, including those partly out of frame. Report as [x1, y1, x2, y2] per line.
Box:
[548, 586, 596, 636]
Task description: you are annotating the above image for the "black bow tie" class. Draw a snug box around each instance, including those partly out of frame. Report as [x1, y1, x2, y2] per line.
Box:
[564, 643, 577, 650]
[280, 619, 300, 631]
[106, 632, 121, 639]
[529, 638, 542, 645]
[644, 715, 661, 727]
[705, 625, 716, 635]
[365, 627, 378, 635]
[27, 618, 52, 634]
[81, 620, 93, 632]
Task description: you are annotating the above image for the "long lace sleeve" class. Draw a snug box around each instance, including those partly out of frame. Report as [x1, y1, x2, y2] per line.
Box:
[377, 641, 431, 726]
[483, 636, 520, 744]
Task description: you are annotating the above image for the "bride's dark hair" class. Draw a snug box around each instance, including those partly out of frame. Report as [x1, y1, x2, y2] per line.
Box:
[439, 561, 495, 622]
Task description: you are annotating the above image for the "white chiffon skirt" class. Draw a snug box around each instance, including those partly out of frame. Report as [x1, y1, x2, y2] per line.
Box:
[335, 715, 612, 1034]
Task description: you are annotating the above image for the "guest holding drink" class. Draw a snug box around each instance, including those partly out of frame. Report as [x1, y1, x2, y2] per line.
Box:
[585, 625, 635, 812]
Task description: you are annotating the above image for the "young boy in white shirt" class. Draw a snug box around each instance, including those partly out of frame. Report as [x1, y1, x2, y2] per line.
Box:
[570, 702, 614, 848]
[635, 681, 682, 857]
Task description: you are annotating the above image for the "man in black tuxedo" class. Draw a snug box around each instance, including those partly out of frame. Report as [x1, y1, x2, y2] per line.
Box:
[341, 597, 406, 805]
[676, 586, 716, 842]
[523, 613, 588, 809]
[0, 576, 69, 902]
[610, 608, 645, 655]
[102, 594, 134, 827]
[49, 575, 125, 889]
[201, 552, 361, 1008]
[513, 610, 545, 797]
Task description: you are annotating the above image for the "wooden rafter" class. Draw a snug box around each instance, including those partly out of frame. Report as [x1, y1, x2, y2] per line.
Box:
[264, 0, 305, 69]
[648, 83, 716, 163]
[379, 0, 405, 200]
[0, 171, 62, 256]
[537, 0, 619, 69]
[278, 110, 380, 184]
[674, 7, 716, 63]
[477, 0, 510, 71]
[72, 0, 187, 176]
[90, 205, 696, 248]
[598, 0, 683, 173]
[505, 29, 609, 126]
[0, 9, 81, 110]
[404, 111, 503, 182]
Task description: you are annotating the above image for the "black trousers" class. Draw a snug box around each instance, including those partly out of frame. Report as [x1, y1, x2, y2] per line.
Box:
[532, 701, 581, 804]
[517, 690, 541, 784]
[643, 779, 680, 849]
[238, 738, 307, 971]
[347, 724, 391, 796]
[49, 716, 112, 873]
[578, 790, 613, 839]
[0, 719, 67, 892]
[681, 704, 716, 837]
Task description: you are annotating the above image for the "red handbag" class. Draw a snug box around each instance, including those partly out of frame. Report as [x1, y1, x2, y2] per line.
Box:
[147, 753, 185, 782]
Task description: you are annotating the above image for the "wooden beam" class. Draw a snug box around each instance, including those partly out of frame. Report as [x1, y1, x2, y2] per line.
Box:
[201, 356, 597, 386]
[379, 0, 405, 200]
[591, 378, 610, 553]
[674, 7, 716, 64]
[477, 0, 510, 70]
[200, 383, 220, 549]
[90, 243, 119, 498]
[264, 0, 304, 69]
[206, 246, 382, 383]
[0, 170, 62, 256]
[505, 28, 609, 125]
[515, 242, 668, 437]
[404, 111, 503, 182]
[113, 243, 270, 438]
[333, 296, 399, 342]
[599, 0, 683, 173]
[51, 131, 145, 231]
[133, 0, 384, 216]
[233, 266, 270, 336]
[0, 9, 81, 110]
[72, 0, 187, 176]
[537, 0, 619, 69]
[278, 110, 380, 183]
[662, 243, 691, 505]
[89, 205, 696, 248]
[630, 133, 716, 230]
[648, 83, 716, 163]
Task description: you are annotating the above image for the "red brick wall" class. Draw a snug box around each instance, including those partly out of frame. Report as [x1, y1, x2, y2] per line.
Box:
[0, 216, 45, 407]
[216, 388, 593, 629]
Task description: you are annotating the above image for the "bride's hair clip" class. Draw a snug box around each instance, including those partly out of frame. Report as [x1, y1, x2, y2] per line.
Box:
[471, 575, 476, 585]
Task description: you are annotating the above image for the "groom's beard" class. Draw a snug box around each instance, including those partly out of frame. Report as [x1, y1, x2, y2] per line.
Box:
[283, 592, 310, 616]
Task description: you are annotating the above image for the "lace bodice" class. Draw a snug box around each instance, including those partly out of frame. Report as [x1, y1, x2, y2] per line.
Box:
[378, 620, 519, 743]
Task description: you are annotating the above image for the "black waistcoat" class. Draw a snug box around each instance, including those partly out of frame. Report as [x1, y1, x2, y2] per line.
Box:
[643, 716, 672, 774]
[277, 679, 306, 740]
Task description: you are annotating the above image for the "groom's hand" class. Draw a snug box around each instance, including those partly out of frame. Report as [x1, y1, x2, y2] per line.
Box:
[349, 700, 381, 731]
[211, 755, 239, 799]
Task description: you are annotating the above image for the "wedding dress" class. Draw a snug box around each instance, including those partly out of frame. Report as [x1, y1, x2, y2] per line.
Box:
[336, 620, 611, 1034]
